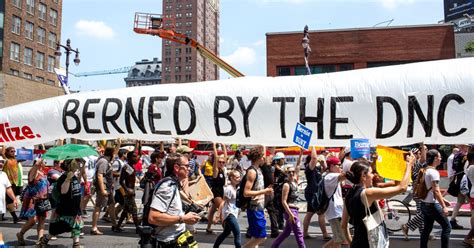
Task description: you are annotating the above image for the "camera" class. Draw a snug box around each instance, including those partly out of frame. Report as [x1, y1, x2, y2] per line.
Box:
[182, 202, 203, 214]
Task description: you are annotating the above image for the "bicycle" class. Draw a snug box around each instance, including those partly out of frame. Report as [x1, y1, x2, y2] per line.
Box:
[381, 197, 412, 232]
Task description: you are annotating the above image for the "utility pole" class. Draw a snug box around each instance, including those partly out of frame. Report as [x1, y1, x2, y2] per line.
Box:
[301, 25, 311, 75]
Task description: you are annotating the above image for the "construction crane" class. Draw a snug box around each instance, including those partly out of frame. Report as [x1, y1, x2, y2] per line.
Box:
[133, 12, 244, 78]
[71, 66, 132, 77]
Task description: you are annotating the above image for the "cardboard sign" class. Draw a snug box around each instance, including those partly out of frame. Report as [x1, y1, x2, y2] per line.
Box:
[351, 138, 371, 159]
[376, 145, 408, 181]
[293, 123, 313, 149]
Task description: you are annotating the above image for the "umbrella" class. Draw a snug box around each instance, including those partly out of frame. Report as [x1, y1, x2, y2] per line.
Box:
[43, 144, 99, 160]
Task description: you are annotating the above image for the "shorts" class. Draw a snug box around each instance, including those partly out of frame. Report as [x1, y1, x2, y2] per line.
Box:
[123, 195, 138, 215]
[247, 209, 267, 238]
[212, 186, 224, 199]
[305, 192, 315, 213]
[114, 189, 124, 206]
[95, 191, 114, 208]
[328, 218, 345, 243]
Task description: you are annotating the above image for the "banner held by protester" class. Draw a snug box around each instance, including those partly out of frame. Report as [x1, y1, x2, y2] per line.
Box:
[0, 58, 473, 147]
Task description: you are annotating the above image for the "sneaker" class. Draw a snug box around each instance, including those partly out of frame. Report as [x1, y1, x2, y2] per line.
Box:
[401, 224, 409, 241]
[50, 236, 58, 241]
[450, 220, 464, 229]
[17, 232, 26, 246]
[35, 236, 49, 248]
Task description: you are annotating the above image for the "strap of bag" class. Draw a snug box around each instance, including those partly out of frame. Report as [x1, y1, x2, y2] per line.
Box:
[361, 189, 384, 220]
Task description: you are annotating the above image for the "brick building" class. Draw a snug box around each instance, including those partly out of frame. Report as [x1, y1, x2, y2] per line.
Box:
[266, 24, 456, 77]
[161, 0, 219, 83]
[0, 0, 63, 108]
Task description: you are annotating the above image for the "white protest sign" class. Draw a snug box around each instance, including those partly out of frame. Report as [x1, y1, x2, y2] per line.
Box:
[0, 58, 472, 147]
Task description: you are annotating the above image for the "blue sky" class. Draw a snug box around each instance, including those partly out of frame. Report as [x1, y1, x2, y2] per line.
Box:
[61, 0, 443, 92]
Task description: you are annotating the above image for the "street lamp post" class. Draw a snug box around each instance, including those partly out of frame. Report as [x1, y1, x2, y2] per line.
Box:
[55, 38, 80, 91]
[301, 25, 311, 75]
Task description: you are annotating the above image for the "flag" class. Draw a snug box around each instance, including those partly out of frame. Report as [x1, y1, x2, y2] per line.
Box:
[54, 68, 70, 94]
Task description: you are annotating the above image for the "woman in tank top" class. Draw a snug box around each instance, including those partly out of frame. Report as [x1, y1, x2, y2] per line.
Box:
[206, 143, 228, 234]
[341, 154, 415, 247]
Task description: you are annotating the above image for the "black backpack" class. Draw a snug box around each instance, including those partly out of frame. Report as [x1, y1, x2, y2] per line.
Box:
[236, 167, 258, 210]
[273, 175, 291, 212]
[453, 153, 466, 173]
[311, 175, 338, 215]
[140, 177, 177, 227]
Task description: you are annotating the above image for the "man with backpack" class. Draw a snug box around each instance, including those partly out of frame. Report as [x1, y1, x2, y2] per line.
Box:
[449, 144, 470, 229]
[322, 157, 346, 248]
[238, 147, 273, 248]
[148, 153, 200, 248]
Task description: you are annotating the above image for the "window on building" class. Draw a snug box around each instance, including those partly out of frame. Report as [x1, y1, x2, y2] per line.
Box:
[176, 4, 182, 10]
[47, 56, 55, 72]
[47, 79, 55, 85]
[36, 76, 44, 82]
[12, 16, 21, 34]
[277, 67, 291, 76]
[164, 40, 172, 46]
[185, 47, 192, 54]
[185, 30, 192, 36]
[49, 9, 58, 26]
[175, 75, 181, 81]
[25, 22, 34, 40]
[185, 56, 192, 63]
[24, 47, 33, 65]
[13, 0, 22, 9]
[185, 22, 192, 27]
[185, 74, 192, 81]
[36, 51, 44, 69]
[165, 5, 172, 11]
[175, 57, 181, 63]
[38, 3, 47, 20]
[165, 48, 171, 56]
[175, 66, 181, 73]
[185, 65, 191, 72]
[10, 42, 20, 61]
[176, 13, 182, 18]
[175, 48, 181, 55]
[310, 65, 336, 74]
[37, 27, 45, 44]
[23, 72, 33, 79]
[10, 69, 19, 76]
[26, 0, 35, 14]
[185, 12, 192, 18]
[164, 75, 170, 81]
[339, 63, 354, 71]
[186, 3, 192, 9]
[164, 66, 170, 72]
[48, 32, 56, 48]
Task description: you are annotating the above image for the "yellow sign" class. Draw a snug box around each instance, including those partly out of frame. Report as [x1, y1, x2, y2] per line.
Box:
[376, 145, 408, 181]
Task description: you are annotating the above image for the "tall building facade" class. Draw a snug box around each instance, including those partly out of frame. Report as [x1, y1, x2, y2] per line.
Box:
[161, 0, 219, 84]
[0, 0, 63, 108]
[124, 58, 162, 87]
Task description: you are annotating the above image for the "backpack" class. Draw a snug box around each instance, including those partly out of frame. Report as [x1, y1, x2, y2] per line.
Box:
[453, 153, 466, 173]
[140, 177, 177, 228]
[236, 167, 258, 210]
[413, 167, 432, 199]
[310, 175, 338, 215]
[460, 174, 472, 196]
[273, 175, 291, 212]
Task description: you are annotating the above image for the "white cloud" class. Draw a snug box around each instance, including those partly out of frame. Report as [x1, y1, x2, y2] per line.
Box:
[222, 47, 257, 66]
[377, 0, 415, 9]
[253, 40, 265, 46]
[75, 20, 115, 39]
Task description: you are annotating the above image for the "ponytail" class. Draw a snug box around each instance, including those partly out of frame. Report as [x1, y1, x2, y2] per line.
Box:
[345, 160, 370, 184]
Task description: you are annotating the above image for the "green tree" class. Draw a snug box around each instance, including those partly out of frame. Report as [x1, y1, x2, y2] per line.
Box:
[466, 41, 474, 53]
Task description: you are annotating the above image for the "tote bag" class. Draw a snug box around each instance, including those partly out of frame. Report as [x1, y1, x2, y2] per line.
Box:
[362, 190, 389, 248]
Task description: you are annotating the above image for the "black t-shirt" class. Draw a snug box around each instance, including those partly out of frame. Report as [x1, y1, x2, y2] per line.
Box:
[305, 165, 322, 194]
[55, 174, 82, 216]
[260, 164, 274, 188]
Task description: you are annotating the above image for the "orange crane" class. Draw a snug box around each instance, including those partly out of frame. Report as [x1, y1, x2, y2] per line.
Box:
[133, 12, 244, 78]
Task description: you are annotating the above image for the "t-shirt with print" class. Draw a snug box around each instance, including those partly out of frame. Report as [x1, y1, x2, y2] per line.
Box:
[324, 173, 343, 220]
[96, 156, 113, 192]
[56, 174, 82, 216]
[112, 159, 125, 190]
[150, 178, 185, 242]
[0, 171, 12, 214]
[422, 168, 440, 203]
[222, 185, 239, 220]
[249, 166, 265, 209]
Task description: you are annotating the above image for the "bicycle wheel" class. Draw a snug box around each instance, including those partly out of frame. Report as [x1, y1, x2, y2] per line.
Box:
[384, 199, 411, 232]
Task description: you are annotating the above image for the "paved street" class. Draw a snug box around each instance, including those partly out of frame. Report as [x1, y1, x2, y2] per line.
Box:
[1, 197, 472, 248]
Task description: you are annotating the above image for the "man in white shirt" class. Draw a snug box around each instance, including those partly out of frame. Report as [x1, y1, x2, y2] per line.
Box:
[323, 157, 346, 248]
[447, 147, 460, 179]
[420, 149, 451, 248]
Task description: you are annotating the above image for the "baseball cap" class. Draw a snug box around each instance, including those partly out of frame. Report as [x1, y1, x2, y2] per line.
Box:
[273, 152, 285, 160]
[326, 157, 341, 167]
[176, 145, 194, 154]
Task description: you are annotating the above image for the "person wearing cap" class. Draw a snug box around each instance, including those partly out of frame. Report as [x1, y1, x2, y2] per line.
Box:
[271, 163, 305, 248]
[322, 157, 347, 248]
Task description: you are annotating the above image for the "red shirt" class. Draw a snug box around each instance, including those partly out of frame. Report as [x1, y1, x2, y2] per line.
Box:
[147, 164, 162, 184]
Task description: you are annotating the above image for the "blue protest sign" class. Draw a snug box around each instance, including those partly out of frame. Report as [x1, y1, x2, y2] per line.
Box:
[350, 138, 371, 159]
[16, 148, 34, 161]
[293, 123, 312, 150]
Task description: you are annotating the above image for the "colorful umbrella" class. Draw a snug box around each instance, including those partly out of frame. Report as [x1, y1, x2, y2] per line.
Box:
[43, 144, 99, 160]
